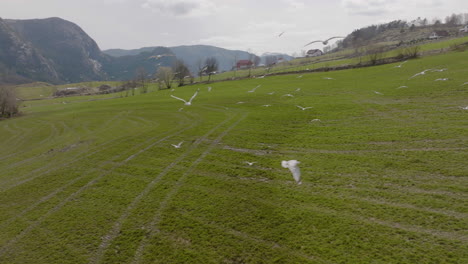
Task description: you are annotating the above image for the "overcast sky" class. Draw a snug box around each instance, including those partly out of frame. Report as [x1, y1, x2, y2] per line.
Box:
[1, 0, 466, 55]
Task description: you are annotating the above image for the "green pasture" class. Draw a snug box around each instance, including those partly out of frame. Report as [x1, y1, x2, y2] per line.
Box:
[201, 35, 468, 82]
[0, 50, 467, 263]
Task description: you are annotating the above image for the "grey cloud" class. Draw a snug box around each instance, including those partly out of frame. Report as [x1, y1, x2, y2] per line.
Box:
[142, 0, 201, 16]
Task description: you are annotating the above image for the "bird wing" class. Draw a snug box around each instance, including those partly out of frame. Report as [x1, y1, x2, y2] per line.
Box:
[296, 105, 304, 110]
[325, 36, 344, 42]
[188, 91, 198, 103]
[304, 40, 322, 47]
[170, 95, 187, 104]
[288, 165, 301, 183]
[281, 160, 290, 168]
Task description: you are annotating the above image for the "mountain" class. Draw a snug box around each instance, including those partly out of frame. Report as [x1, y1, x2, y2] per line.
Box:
[0, 17, 177, 84]
[104, 45, 255, 73]
[0, 18, 59, 84]
[5, 17, 110, 83]
[104, 47, 176, 81]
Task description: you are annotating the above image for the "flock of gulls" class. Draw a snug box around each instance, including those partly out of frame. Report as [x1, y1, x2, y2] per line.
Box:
[166, 55, 466, 185]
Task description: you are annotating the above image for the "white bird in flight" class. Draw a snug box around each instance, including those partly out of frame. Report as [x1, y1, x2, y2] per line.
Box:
[296, 105, 313, 110]
[304, 36, 345, 46]
[281, 160, 302, 185]
[435, 78, 448, 81]
[170, 90, 198, 106]
[297, 75, 303, 78]
[247, 85, 261, 93]
[431, 68, 447, 72]
[236, 101, 245, 104]
[323, 77, 334, 80]
[374, 91, 384, 95]
[262, 104, 272, 107]
[245, 161, 256, 166]
[295, 88, 301, 92]
[267, 91, 275, 95]
[171, 141, 183, 148]
[409, 69, 432, 79]
[393, 61, 407, 68]
[397, 85, 408, 89]
[310, 119, 322, 122]
[461, 82, 468, 86]
[282, 94, 294, 97]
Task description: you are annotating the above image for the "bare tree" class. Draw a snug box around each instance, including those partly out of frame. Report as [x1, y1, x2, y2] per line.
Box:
[365, 45, 384, 65]
[156, 66, 174, 89]
[173, 60, 190, 87]
[196, 58, 206, 81]
[135, 67, 148, 94]
[265, 55, 278, 66]
[0, 86, 18, 118]
[205, 57, 218, 82]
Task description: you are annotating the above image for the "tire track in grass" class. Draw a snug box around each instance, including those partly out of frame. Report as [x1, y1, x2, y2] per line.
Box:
[0, 168, 99, 230]
[0, 118, 198, 257]
[0, 111, 199, 227]
[180, 213, 331, 264]
[0, 110, 127, 164]
[0, 112, 192, 192]
[188, 181, 468, 244]
[130, 113, 247, 264]
[89, 113, 238, 264]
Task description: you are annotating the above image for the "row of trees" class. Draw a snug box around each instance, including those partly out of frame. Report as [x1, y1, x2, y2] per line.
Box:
[155, 57, 219, 89]
[0, 86, 18, 118]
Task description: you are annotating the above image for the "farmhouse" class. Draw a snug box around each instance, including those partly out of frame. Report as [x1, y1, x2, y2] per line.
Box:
[236, 60, 253, 69]
[460, 25, 468, 33]
[428, 30, 449, 40]
[306, 49, 323, 57]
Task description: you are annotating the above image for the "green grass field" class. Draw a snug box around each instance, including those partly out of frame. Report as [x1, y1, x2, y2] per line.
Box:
[1, 50, 467, 263]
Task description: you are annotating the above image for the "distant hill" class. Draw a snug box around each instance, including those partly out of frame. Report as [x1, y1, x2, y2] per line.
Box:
[0, 17, 176, 84]
[104, 45, 295, 74]
[104, 47, 176, 81]
[104, 45, 255, 73]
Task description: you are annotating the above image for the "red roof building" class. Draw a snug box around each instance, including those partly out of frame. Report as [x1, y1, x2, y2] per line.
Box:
[236, 60, 253, 69]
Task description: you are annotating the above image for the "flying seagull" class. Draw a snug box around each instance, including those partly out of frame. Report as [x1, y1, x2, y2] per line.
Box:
[435, 78, 448, 81]
[409, 69, 432, 79]
[247, 85, 261, 93]
[170, 90, 198, 106]
[297, 75, 303, 78]
[323, 77, 334, 80]
[461, 82, 468, 86]
[262, 104, 272, 107]
[374, 91, 384, 95]
[295, 88, 301, 92]
[393, 60, 407, 68]
[304, 36, 345, 46]
[397, 85, 408, 89]
[267, 91, 275, 95]
[171, 141, 183, 149]
[281, 160, 302, 185]
[310, 119, 322, 122]
[296, 105, 313, 110]
[245, 161, 256, 166]
[282, 94, 294, 97]
[432, 68, 447, 72]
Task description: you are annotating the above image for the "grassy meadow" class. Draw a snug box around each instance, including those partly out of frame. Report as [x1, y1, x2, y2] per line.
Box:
[0, 50, 467, 263]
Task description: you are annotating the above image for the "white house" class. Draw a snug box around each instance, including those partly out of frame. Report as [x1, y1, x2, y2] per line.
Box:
[306, 49, 323, 57]
[459, 25, 468, 33]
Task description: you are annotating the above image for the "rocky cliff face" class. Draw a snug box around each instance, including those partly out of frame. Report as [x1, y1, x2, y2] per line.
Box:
[0, 18, 59, 83]
[5, 17, 110, 83]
